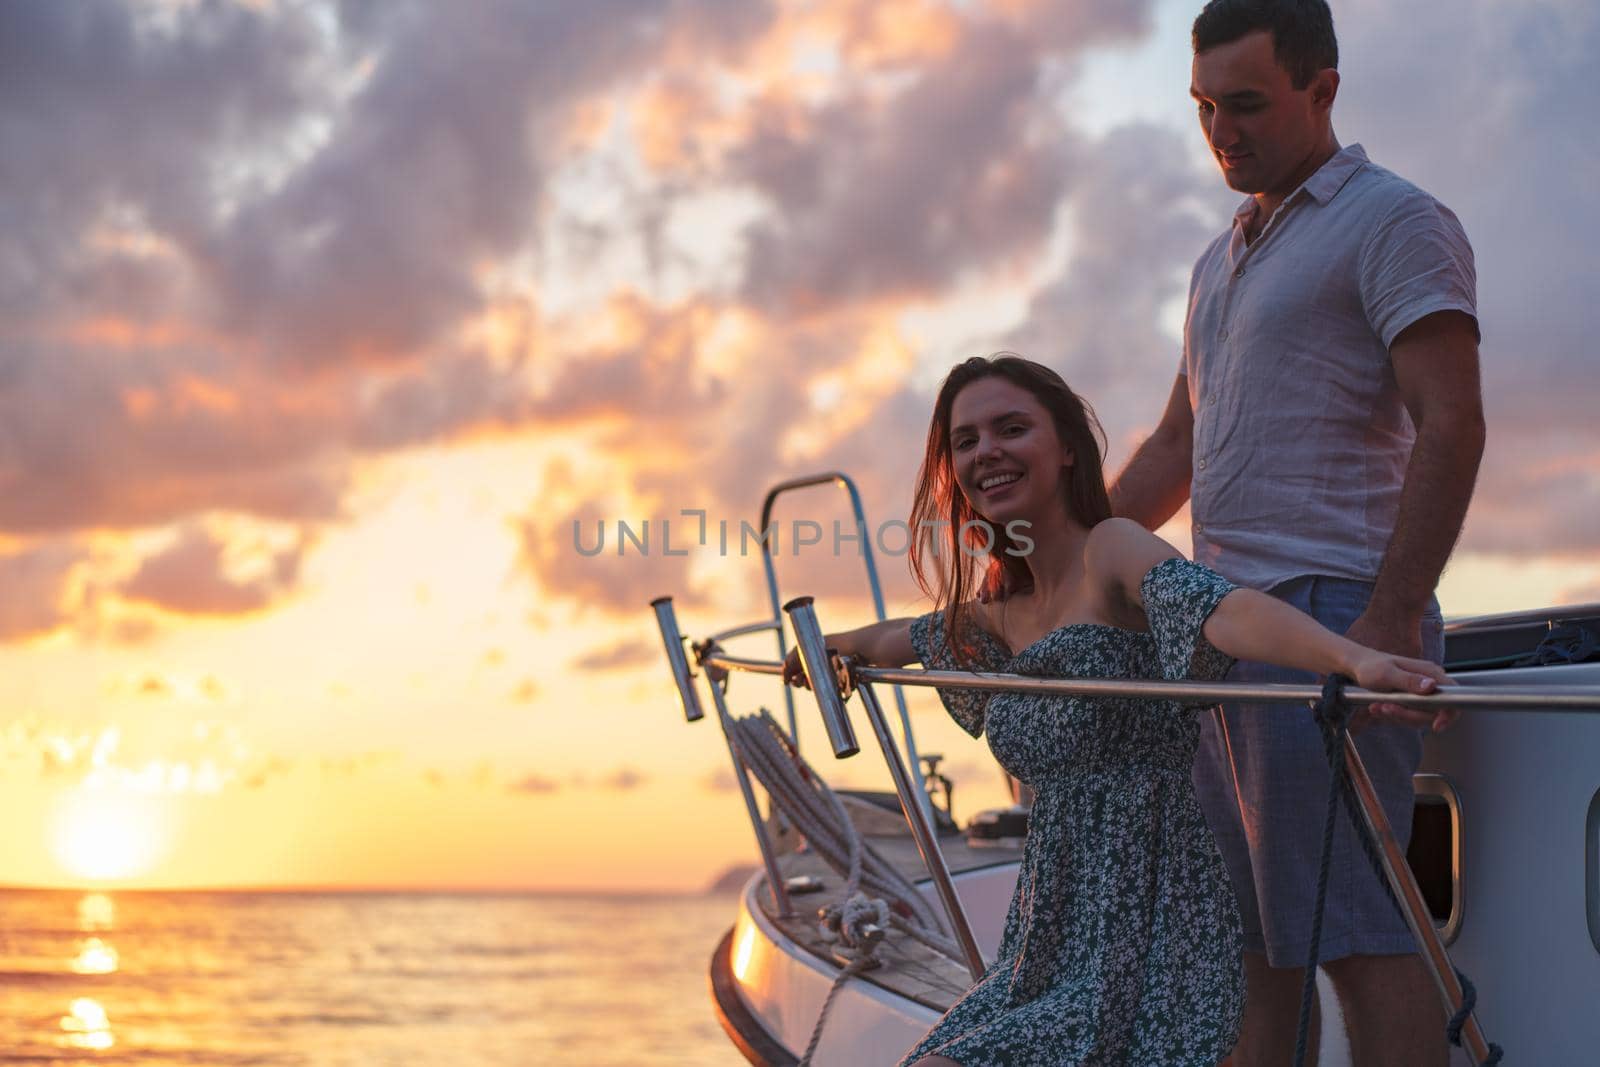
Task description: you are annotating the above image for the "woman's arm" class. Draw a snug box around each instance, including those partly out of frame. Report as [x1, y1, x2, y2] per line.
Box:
[780, 617, 917, 688]
[1084, 519, 1453, 728]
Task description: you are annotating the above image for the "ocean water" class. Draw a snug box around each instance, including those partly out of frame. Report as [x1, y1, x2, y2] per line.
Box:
[0, 889, 749, 1066]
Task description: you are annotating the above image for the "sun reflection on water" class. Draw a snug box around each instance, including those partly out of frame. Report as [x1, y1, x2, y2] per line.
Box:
[77, 892, 115, 931]
[69, 937, 119, 975]
[59, 997, 114, 1051]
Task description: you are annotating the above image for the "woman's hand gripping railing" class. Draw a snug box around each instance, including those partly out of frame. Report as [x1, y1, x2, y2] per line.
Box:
[784, 597, 987, 982]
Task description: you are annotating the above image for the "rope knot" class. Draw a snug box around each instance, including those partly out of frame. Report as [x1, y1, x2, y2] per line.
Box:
[1312, 672, 1353, 734]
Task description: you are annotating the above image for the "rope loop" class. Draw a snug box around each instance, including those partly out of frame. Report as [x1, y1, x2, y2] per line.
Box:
[1292, 673, 1352, 1067]
[1447, 969, 1504, 1063]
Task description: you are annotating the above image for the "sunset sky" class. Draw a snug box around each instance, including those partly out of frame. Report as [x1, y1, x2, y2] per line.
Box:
[2, 0, 1596, 892]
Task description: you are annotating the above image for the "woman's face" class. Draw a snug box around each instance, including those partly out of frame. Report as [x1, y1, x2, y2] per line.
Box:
[948, 376, 1073, 524]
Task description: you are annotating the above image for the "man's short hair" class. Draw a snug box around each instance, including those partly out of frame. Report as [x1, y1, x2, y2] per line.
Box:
[1192, 0, 1338, 89]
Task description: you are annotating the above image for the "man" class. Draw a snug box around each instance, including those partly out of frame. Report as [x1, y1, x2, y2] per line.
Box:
[1110, 2, 1484, 1063]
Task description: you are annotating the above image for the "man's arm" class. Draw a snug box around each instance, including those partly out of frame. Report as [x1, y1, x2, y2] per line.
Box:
[1109, 373, 1194, 529]
[1348, 309, 1484, 725]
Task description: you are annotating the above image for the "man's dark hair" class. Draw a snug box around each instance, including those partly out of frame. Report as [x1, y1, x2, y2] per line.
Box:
[1192, 0, 1338, 89]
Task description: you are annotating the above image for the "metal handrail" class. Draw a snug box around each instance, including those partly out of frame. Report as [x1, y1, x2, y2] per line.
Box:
[757, 472, 933, 819]
[706, 619, 783, 644]
[861, 668, 1600, 711]
[701, 653, 1600, 712]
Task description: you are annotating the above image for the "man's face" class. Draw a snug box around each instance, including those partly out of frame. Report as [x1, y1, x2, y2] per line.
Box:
[1190, 29, 1337, 197]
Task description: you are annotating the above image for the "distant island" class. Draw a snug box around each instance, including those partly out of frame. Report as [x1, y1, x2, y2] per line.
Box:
[704, 864, 758, 895]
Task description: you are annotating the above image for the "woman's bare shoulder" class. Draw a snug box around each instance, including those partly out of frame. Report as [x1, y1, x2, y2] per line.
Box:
[1083, 519, 1182, 620]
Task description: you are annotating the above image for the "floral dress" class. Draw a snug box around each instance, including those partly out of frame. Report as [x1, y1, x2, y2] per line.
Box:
[896, 558, 1244, 1067]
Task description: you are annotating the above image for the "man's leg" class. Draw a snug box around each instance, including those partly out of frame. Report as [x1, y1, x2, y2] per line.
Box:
[1196, 577, 1446, 1064]
[1233, 951, 1318, 1066]
[1324, 953, 1446, 1066]
[1321, 599, 1448, 1064]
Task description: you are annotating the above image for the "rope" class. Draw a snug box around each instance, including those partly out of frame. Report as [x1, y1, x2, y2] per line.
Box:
[725, 709, 949, 937]
[720, 703, 968, 1063]
[1293, 675, 1503, 1066]
[799, 953, 876, 1066]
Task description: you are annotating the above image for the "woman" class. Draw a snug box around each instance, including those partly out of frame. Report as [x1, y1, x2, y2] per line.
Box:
[782, 355, 1445, 1066]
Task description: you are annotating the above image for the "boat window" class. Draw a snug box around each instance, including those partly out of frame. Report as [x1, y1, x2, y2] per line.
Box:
[1588, 787, 1600, 955]
[1407, 774, 1462, 945]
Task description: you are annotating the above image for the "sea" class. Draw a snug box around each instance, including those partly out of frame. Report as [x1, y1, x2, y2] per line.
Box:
[0, 888, 749, 1066]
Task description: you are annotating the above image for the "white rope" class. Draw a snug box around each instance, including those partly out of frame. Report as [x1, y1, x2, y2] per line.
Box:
[726, 710, 948, 933]
[721, 706, 970, 1064]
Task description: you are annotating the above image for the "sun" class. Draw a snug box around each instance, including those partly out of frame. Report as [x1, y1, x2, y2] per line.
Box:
[50, 789, 168, 882]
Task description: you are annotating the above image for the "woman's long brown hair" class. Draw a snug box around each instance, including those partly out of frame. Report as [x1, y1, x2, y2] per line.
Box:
[908, 354, 1112, 665]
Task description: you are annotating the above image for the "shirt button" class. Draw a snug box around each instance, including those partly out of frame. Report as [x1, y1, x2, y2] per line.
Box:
[1208, 395, 1217, 406]
[1198, 458, 1207, 470]
[1194, 522, 1205, 534]
[1234, 267, 1245, 278]
[1218, 328, 1229, 340]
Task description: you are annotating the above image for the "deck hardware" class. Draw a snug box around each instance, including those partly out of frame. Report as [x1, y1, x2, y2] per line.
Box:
[783, 596, 860, 759]
[650, 596, 704, 722]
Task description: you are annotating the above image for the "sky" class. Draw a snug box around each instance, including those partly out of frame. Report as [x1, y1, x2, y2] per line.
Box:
[1, 0, 1597, 893]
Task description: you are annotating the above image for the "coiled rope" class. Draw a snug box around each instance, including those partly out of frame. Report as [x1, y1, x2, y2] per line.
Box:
[1292, 675, 1503, 1066]
[721, 706, 967, 1064]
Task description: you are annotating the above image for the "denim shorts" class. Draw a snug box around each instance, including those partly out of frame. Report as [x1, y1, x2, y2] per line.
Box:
[1192, 574, 1445, 966]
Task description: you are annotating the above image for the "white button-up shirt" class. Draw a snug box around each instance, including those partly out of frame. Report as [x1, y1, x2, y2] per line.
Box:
[1182, 144, 1477, 591]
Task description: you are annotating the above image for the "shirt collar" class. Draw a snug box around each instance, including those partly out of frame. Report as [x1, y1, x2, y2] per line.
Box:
[1300, 143, 1369, 204]
[1231, 143, 1369, 228]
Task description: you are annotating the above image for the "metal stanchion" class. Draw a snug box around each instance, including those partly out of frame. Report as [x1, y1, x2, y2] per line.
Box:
[857, 680, 987, 981]
[1343, 738, 1495, 1064]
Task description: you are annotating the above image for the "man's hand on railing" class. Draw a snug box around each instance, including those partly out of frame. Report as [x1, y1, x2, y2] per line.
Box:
[1345, 649, 1459, 733]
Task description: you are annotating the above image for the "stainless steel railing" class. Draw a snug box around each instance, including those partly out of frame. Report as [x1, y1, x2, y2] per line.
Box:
[680, 596, 1600, 1066]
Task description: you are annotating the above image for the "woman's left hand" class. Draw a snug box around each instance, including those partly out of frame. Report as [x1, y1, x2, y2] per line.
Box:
[1346, 651, 1458, 733]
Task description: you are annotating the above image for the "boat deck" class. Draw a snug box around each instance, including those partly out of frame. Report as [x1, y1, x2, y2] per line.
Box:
[756, 798, 1018, 1013]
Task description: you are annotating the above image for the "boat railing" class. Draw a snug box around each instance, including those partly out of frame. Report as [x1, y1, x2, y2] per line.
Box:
[754, 472, 934, 821]
[660, 588, 1600, 1065]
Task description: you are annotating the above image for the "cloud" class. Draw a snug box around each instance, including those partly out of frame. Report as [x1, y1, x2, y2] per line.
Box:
[5, 0, 1595, 646]
[571, 637, 658, 672]
[508, 772, 561, 795]
[1330, 0, 1600, 553]
[699, 765, 738, 793]
[514, 457, 707, 614]
[598, 765, 649, 792]
[0, 541, 86, 641]
[0, 340, 351, 535]
[0, 0, 776, 548]
[206, 0, 775, 365]
[135, 674, 172, 698]
[1000, 123, 1229, 407]
[119, 524, 308, 616]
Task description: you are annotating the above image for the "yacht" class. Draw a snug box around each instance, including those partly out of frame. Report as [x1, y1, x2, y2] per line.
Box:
[652, 473, 1600, 1066]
